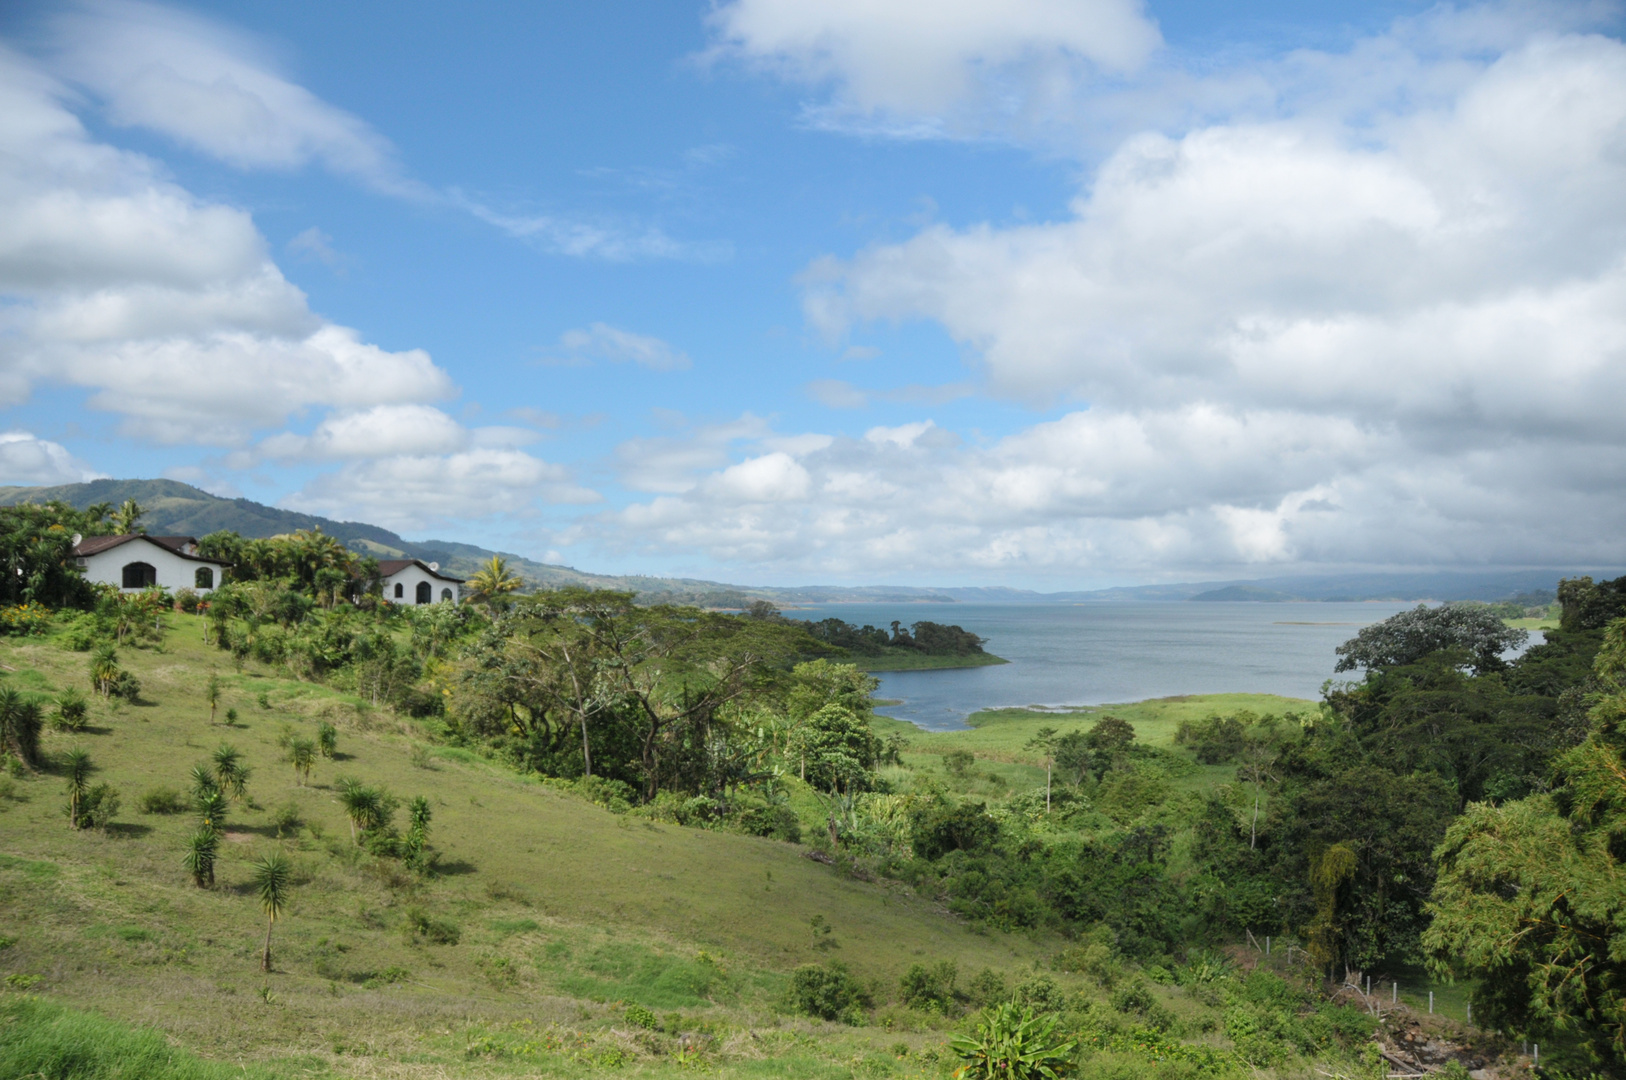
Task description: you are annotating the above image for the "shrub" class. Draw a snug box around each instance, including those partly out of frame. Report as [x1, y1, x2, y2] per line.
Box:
[1013, 973, 1064, 1014]
[52, 690, 89, 733]
[174, 588, 203, 615]
[900, 960, 958, 1012]
[789, 962, 871, 1023]
[403, 907, 459, 945]
[0, 602, 51, 637]
[910, 800, 999, 860]
[316, 722, 337, 758]
[1110, 980, 1156, 1016]
[625, 1003, 659, 1030]
[942, 749, 976, 776]
[968, 968, 1008, 1007]
[139, 787, 188, 814]
[82, 783, 120, 831]
[272, 802, 302, 837]
[950, 1002, 1076, 1080]
[732, 799, 802, 842]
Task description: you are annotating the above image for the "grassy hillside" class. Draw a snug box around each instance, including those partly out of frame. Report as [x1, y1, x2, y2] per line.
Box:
[0, 614, 1061, 1076]
[0, 614, 1504, 1078]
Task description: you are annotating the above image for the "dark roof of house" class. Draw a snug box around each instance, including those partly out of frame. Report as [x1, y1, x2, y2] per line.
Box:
[376, 558, 464, 583]
[71, 534, 227, 565]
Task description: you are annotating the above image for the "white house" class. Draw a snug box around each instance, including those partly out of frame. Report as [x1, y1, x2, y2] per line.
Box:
[72, 534, 229, 593]
[377, 559, 463, 605]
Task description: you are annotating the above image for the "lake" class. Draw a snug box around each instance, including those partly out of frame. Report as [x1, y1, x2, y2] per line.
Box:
[793, 601, 1419, 731]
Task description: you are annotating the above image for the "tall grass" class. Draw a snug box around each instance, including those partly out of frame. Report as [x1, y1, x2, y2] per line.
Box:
[0, 996, 303, 1079]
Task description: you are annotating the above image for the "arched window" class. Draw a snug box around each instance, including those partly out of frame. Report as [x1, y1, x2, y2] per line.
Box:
[416, 581, 431, 604]
[440, 588, 453, 602]
[194, 566, 214, 589]
[121, 562, 156, 588]
[394, 582, 404, 599]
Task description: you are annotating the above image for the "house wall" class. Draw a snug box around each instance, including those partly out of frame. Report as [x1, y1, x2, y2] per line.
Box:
[80, 542, 225, 593]
[383, 566, 460, 605]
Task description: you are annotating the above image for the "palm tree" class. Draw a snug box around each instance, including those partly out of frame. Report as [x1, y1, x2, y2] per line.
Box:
[205, 675, 221, 725]
[466, 556, 523, 609]
[183, 828, 219, 887]
[110, 498, 145, 535]
[250, 851, 291, 971]
[63, 746, 93, 829]
[287, 738, 316, 785]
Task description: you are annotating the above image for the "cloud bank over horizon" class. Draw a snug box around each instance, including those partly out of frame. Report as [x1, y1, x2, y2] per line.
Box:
[1, 1, 1622, 586]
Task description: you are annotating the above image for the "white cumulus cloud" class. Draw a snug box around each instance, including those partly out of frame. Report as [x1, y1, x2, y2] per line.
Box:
[707, 0, 1162, 127]
[0, 431, 105, 486]
[45, 0, 421, 195]
[0, 46, 455, 445]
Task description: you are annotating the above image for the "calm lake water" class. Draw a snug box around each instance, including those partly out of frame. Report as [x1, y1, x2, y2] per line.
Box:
[793, 601, 1418, 731]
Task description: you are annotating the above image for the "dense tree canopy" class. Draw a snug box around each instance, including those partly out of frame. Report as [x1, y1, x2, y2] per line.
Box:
[1333, 603, 1527, 674]
[1426, 616, 1626, 1068]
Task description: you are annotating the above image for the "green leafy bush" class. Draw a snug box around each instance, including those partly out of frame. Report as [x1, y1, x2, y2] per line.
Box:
[789, 962, 871, 1023]
[403, 907, 460, 945]
[138, 787, 187, 814]
[899, 959, 958, 1012]
[625, 1003, 658, 1030]
[950, 1002, 1076, 1080]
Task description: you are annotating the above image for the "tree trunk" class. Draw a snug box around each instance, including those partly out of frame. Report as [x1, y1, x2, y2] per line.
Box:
[579, 713, 593, 779]
[1046, 761, 1052, 813]
[261, 916, 273, 972]
[1251, 788, 1261, 849]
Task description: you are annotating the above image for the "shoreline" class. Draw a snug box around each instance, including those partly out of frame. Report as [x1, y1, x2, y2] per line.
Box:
[851, 651, 1009, 672]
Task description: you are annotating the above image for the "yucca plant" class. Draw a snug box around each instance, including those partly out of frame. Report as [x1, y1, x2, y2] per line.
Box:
[336, 776, 389, 845]
[183, 828, 219, 887]
[189, 762, 218, 801]
[196, 787, 229, 835]
[212, 743, 250, 802]
[53, 689, 90, 733]
[251, 851, 292, 972]
[287, 738, 316, 785]
[89, 645, 121, 698]
[404, 795, 432, 870]
[63, 746, 94, 830]
[205, 674, 221, 724]
[316, 721, 337, 759]
[0, 689, 43, 767]
[950, 1003, 1076, 1080]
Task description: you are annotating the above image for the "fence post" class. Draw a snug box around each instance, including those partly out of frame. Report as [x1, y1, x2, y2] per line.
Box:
[1467, 1001, 1472, 1024]
[1392, 981, 1398, 1004]
[1366, 976, 1371, 996]
[1266, 936, 1271, 956]
[1429, 991, 1434, 1014]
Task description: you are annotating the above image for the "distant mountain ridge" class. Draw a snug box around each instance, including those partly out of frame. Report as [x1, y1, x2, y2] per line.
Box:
[0, 479, 1612, 606]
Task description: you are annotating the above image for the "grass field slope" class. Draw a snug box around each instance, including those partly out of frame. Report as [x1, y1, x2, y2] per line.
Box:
[0, 610, 1506, 1079]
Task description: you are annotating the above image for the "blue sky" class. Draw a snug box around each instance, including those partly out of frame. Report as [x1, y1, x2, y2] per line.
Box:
[2, 0, 1623, 588]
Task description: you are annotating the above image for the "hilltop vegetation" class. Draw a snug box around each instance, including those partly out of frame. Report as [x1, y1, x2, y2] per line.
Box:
[3, 497, 1626, 1077]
